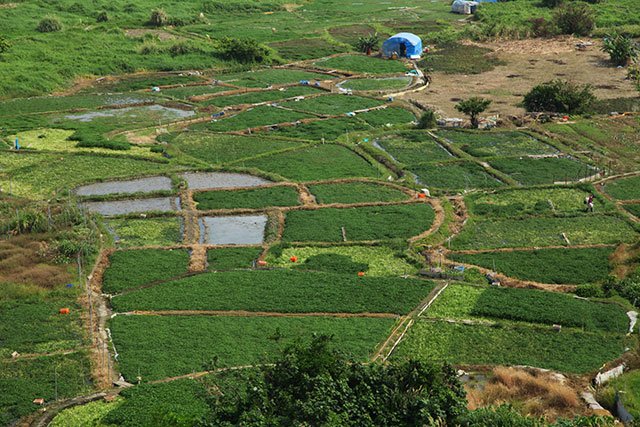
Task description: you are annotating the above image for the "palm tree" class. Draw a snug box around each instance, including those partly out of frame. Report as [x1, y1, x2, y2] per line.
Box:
[356, 33, 379, 56]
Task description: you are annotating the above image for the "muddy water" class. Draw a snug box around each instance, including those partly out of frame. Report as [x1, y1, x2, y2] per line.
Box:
[83, 197, 181, 216]
[200, 215, 267, 245]
[179, 172, 269, 190]
[75, 176, 172, 196]
[64, 104, 195, 122]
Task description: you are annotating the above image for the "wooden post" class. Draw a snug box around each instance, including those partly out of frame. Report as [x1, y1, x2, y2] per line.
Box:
[341, 227, 347, 242]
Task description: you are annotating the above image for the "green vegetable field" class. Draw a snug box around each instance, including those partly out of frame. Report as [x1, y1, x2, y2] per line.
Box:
[307, 181, 409, 204]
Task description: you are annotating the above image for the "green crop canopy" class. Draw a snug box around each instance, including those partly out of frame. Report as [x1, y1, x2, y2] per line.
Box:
[381, 33, 422, 59]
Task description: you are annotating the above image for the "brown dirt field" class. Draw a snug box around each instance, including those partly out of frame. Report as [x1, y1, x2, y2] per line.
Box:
[188, 245, 207, 272]
[402, 36, 638, 118]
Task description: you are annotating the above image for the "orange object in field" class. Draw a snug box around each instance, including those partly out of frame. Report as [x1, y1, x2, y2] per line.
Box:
[60, 308, 69, 314]
[418, 193, 426, 198]
[358, 272, 365, 276]
[290, 256, 298, 262]
[257, 260, 267, 267]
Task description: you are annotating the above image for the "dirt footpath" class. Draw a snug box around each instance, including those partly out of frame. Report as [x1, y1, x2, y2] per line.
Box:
[402, 36, 638, 118]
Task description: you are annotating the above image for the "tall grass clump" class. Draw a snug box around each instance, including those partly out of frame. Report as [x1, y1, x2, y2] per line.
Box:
[37, 15, 62, 33]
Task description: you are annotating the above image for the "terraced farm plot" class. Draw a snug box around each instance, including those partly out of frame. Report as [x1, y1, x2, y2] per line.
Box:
[624, 203, 640, 218]
[59, 104, 195, 130]
[207, 247, 263, 270]
[450, 215, 636, 250]
[307, 181, 409, 204]
[220, 69, 332, 87]
[394, 320, 626, 374]
[313, 55, 408, 74]
[102, 249, 190, 294]
[338, 77, 412, 91]
[110, 315, 396, 381]
[274, 116, 371, 141]
[194, 186, 300, 210]
[427, 284, 628, 334]
[605, 175, 640, 200]
[467, 186, 612, 218]
[357, 107, 416, 127]
[375, 132, 455, 163]
[82, 75, 205, 93]
[437, 130, 557, 158]
[168, 133, 304, 164]
[280, 94, 386, 115]
[490, 157, 594, 186]
[410, 161, 502, 190]
[270, 245, 419, 276]
[106, 217, 183, 248]
[282, 203, 434, 242]
[201, 86, 322, 107]
[328, 24, 387, 46]
[243, 144, 378, 181]
[0, 93, 159, 117]
[448, 246, 614, 285]
[200, 106, 315, 132]
[268, 38, 350, 61]
[161, 84, 232, 100]
[110, 269, 434, 314]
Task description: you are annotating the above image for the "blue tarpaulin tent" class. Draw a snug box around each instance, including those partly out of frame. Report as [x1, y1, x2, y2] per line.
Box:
[382, 33, 422, 59]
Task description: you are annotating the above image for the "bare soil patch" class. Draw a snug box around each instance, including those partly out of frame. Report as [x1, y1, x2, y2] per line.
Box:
[403, 36, 638, 118]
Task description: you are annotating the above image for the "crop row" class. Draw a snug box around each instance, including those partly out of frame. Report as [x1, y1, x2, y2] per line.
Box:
[194, 186, 301, 210]
[307, 181, 409, 205]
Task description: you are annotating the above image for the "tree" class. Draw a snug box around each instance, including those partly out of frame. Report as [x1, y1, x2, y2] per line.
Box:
[523, 80, 596, 114]
[218, 37, 270, 64]
[356, 33, 379, 56]
[601, 31, 638, 66]
[455, 97, 492, 128]
[205, 335, 467, 426]
[417, 110, 437, 129]
[0, 35, 9, 54]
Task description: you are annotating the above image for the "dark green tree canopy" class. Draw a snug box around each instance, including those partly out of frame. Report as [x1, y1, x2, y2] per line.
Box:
[455, 97, 492, 128]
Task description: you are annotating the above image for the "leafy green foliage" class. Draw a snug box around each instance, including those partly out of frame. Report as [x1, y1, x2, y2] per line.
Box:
[377, 131, 454, 163]
[110, 315, 395, 381]
[219, 69, 331, 87]
[448, 246, 614, 285]
[199, 105, 314, 132]
[293, 253, 369, 274]
[102, 249, 190, 294]
[419, 43, 505, 75]
[217, 37, 270, 64]
[553, 2, 595, 36]
[395, 319, 626, 373]
[601, 30, 639, 66]
[438, 130, 557, 157]
[417, 110, 437, 129]
[355, 32, 379, 55]
[0, 36, 10, 54]
[280, 94, 386, 116]
[339, 77, 411, 91]
[69, 128, 130, 151]
[102, 380, 211, 426]
[523, 80, 596, 113]
[207, 247, 263, 270]
[244, 144, 377, 180]
[36, 15, 62, 33]
[358, 107, 415, 127]
[110, 269, 434, 314]
[51, 397, 122, 426]
[149, 9, 168, 27]
[307, 181, 408, 204]
[314, 55, 408, 74]
[106, 217, 183, 248]
[409, 161, 502, 190]
[274, 117, 372, 141]
[194, 186, 300, 210]
[454, 97, 492, 128]
[604, 175, 640, 200]
[489, 157, 594, 185]
[0, 94, 156, 117]
[210, 336, 467, 426]
[282, 203, 434, 242]
[450, 215, 636, 250]
[623, 203, 640, 218]
[201, 86, 321, 107]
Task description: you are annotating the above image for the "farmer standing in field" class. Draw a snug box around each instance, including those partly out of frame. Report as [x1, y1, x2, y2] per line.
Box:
[588, 195, 594, 212]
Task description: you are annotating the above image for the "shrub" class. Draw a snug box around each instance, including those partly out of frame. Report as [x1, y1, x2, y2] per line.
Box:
[96, 11, 109, 22]
[37, 15, 62, 33]
[168, 41, 200, 56]
[576, 284, 604, 298]
[523, 80, 596, 114]
[149, 9, 168, 27]
[417, 110, 437, 129]
[138, 41, 159, 55]
[529, 18, 557, 38]
[150, 145, 164, 153]
[217, 37, 270, 63]
[69, 129, 131, 150]
[454, 97, 492, 128]
[601, 31, 639, 66]
[553, 2, 594, 36]
[356, 33, 379, 55]
[0, 35, 9, 54]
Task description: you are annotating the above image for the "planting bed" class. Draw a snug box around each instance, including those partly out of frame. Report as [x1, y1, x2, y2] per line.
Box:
[106, 216, 184, 248]
[83, 197, 181, 216]
[102, 249, 190, 294]
[427, 284, 628, 334]
[219, 69, 331, 87]
[375, 132, 455, 164]
[194, 186, 300, 210]
[201, 86, 322, 107]
[168, 132, 304, 164]
[338, 77, 412, 91]
[207, 247, 263, 270]
[313, 55, 408, 75]
[83, 75, 205, 93]
[490, 157, 594, 186]
[110, 269, 434, 314]
[437, 130, 557, 157]
[75, 176, 172, 197]
[448, 246, 614, 284]
[623, 203, 640, 218]
[243, 144, 378, 181]
[178, 172, 269, 190]
[451, 215, 636, 250]
[63, 104, 195, 124]
[307, 181, 409, 204]
[282, 203, 434, 242]
[410, 161, 502, 190]
[467, 186, 612, 218]
[268, 38, 349, 62]
[357, 107, 416, 127]
[200, 215, 267, 245]
[269, 245, 419, 276]
[273, 116, 371, 141]
[605, 174, 640, 200]
[394, 319, 626, 374]
[0, 94, 159, 117]
[198, 105, 315, 132]
[280, 94, 386, 115]
[110, 315, 395, 381]
[161, 84, 231, 100]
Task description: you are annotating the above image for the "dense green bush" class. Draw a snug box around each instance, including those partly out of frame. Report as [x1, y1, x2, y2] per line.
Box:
[36, 15, 62, 33]
[0, 36, 9, 54]
[218, 37, 270, 63]
[601, 31, 639, 66]
[553, 3, 595, 36]
[417, 110, 437, 129]
[455, 97, 492, 128]
[523, 80, 596, 113]
[96, 11, 109, 22]
[149, 9, 168, 27]
[294, 253, 369, 274]
[69, 129, 131, 151]
[576, 284, 604, 298]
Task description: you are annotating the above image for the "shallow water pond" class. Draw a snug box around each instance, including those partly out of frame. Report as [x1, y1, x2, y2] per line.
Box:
[64, 104, 195, 123]
[179, 172, 269, 190]
[200, 215, 267, 245]
[75, 176, 172, 196]
[83, 197, 181, 216]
